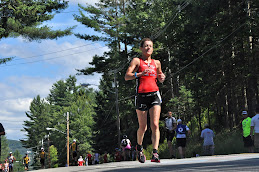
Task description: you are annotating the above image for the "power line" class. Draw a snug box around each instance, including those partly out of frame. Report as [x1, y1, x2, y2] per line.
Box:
[0, 45, 107, 67]
[11, 42, 98, 61]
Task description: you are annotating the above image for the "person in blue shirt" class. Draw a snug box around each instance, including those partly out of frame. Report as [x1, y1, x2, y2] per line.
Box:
[176, 119, 190, 158]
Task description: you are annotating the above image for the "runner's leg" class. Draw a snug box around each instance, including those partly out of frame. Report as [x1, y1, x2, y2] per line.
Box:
[136, 110, 148, 145]
[149, 105, 161, 150]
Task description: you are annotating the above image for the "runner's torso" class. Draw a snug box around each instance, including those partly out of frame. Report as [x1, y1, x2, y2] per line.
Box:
[137, 58, 158, 93]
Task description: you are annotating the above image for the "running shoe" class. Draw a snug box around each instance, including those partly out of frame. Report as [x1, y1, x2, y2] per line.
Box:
[137, 150, 146, 163]
[151, 153, 160, 163]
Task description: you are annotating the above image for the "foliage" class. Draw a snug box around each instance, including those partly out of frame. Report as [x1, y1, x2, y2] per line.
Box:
[74, 0, 259, 155]
[49, 145, 58, 168]
[0, 0, 75, 65]
[22, 76, 96, 167]
[0, 136, 9, 162]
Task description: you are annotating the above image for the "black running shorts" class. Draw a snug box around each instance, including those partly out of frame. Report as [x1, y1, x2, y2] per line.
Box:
[243, 135, 254, 147]
[176, 138, 186, 147]
[167, 130, 175, 142]
[135, 91, 162, 111]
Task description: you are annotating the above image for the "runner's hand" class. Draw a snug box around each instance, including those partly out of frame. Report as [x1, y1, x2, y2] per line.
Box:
[158, 73, 165, 83]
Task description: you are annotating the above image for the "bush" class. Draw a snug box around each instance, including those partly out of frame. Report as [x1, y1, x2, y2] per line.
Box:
[143, 128, 247, 159]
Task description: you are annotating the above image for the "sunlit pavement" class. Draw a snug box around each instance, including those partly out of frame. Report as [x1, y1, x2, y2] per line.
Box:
[31, 153, 259, 172]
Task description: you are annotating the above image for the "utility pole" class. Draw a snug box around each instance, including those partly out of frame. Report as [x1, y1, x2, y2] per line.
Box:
[114, 73, 121, 148]
[67, 112, 69, 167]
[48, 135, 50, 168]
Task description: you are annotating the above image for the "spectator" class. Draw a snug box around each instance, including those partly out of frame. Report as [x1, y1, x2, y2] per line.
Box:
[85, 154, 88, 166]
[78, 156, 85, 166]
[242, 110, 254, 153]
[0, 161, 3, 172]
[176, 119, 190, 159]
[251, 105, 259, 152]
[115, 148, 122, 162]
[39, 148, 46, 169]
[120, 135, 131, 161]
[165, 111, 177, 158]
[94, 152, 100, 164]
[201, 124, 215, 156]
[131, 146, 136, 161]
[70, 139, 78, 166]
[3, 159, 8, 172]
[103, 152, 108, 163]
[87, 152, 92, 165]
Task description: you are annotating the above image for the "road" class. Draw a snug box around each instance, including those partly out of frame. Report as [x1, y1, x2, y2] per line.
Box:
[32, 153, 259, 172]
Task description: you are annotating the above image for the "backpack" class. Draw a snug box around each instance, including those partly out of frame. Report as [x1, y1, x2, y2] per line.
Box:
[121, 139, 128, 147]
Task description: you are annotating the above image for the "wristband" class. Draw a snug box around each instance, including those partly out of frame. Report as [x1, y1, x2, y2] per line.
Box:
[134, 72, 137, 78]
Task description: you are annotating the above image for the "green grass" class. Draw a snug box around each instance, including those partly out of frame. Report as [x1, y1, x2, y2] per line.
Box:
[143, 128, 248, 159]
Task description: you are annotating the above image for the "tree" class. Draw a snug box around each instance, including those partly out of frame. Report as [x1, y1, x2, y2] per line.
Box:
[0, 136, 9, 162]
[49, 145, 58, 168]
[0, 0, 75, 65]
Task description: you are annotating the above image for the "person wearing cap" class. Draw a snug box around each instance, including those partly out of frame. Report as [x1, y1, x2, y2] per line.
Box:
[39, 148, 46, 169]
[201, 124, 215, 156]
[251, 105, 259, 151]
[23, 153, 30, 171]
[176, 119, 190, 159]
[70, 139, 78, 165]
[7, 152, 16, 172]
[164, 111, 177, 158]
[241, 110, 254, 153]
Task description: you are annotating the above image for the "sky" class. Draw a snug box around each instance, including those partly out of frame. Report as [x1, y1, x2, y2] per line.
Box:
[0, 0, 108, 141]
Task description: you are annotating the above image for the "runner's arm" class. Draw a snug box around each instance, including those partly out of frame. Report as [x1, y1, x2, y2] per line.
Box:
[125, 58, 145, 80]
[156, 60, 165, 83]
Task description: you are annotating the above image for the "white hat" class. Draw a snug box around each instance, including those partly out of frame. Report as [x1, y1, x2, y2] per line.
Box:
[10, 152, 12, 154]
[242, 111, 248, 115]
[177, 119, 182, 123]
[73, 139, 76, 142]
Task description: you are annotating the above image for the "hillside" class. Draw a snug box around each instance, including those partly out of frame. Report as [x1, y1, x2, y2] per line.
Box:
[7, 139, 28, 156]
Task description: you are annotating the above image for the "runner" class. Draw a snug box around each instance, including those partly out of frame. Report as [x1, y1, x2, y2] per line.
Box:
[23, 154, 30, 171]
[7, 152, 16, 172]
[125, 38, 165, 163]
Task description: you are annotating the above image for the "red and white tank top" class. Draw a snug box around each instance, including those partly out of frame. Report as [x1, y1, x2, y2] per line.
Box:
[136, 58, 159, 93]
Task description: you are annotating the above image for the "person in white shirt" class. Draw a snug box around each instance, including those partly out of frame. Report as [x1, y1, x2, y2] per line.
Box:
[201, 124, 215, 156]
[251, 105, 259, 150]
[164, 111, 177, 158]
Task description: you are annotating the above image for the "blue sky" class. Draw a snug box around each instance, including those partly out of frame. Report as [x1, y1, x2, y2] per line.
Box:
[0, 0, 108, 140]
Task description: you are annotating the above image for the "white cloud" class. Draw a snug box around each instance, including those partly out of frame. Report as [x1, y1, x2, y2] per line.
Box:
[69, 0, 100, 6]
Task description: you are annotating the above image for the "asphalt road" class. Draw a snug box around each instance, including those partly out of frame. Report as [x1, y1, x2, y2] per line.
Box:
[32, 153, 259, 172]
